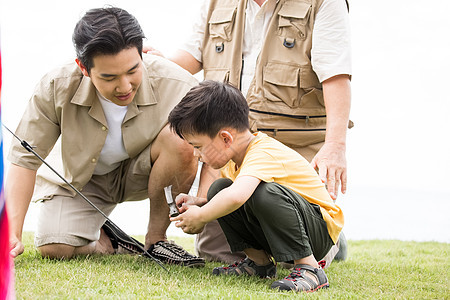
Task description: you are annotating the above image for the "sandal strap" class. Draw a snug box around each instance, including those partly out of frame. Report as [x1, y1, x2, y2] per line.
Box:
[295, 265, 328, 284]
[213, 257, 277, 278]
[271, 264, 329, 293]
[299, 272, 318, 291]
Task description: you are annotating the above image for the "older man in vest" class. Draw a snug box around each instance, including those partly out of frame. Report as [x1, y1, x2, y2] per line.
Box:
[150, 0, 351, 264]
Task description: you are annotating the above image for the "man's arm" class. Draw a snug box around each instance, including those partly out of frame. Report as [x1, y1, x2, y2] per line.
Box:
[5, 164, 37, 257]
[142, 47, 203, 75]
[169, 49, 203, 75]
[311, 74, 351, 200]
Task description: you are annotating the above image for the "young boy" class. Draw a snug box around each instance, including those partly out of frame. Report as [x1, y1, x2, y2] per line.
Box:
[168, 80, 344, 292]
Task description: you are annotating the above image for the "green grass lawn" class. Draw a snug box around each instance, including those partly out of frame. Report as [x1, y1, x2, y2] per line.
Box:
[13, 232, 449, 299]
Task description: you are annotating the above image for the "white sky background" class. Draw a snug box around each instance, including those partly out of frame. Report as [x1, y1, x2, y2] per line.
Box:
[1, 0, 449, 242]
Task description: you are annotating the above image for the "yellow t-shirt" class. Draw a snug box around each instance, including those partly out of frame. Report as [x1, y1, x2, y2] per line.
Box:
[221, 132, 344, 243]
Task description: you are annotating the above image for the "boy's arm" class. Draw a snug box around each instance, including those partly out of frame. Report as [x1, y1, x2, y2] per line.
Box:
[202, 175, 261, 221]
[171, 175, 261, 234]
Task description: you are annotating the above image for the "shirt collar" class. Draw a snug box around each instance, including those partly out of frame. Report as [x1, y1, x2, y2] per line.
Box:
[70, 61, 157, 107]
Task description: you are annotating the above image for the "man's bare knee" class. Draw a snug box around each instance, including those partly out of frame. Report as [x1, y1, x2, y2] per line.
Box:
[152, 124, 195, 163]
[38, 243, 76, 259]
[177, 140, 197, 165]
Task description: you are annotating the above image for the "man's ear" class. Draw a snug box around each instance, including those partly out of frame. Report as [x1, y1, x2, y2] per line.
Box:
[219, 130, 234, 148]
[75, 58, 89, 77]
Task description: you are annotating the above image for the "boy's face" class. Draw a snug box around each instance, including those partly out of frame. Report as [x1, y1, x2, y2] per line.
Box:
[184, 133, 232, 169]
[78, 47, 143, 106]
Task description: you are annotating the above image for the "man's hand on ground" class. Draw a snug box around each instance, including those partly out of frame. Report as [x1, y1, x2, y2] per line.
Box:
[9, 236, 24, 258]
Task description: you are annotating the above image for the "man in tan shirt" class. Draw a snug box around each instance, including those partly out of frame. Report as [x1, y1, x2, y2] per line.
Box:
[6, 7, 204, 266]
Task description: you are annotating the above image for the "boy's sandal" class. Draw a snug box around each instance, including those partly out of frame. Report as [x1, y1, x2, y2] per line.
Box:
[212, 257, 277, 278]
[271, 264, 329, 293]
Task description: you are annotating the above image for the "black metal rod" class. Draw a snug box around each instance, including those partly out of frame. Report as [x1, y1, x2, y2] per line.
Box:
[2, 124, 168, 272]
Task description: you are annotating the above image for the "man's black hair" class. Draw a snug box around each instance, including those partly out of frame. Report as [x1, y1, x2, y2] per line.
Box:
[72, 6, 145, 73]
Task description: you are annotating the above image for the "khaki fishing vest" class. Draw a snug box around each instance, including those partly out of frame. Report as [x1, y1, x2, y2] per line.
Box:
[202, 0, 348, 152]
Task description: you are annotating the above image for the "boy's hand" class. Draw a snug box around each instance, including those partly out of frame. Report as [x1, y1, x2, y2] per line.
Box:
[175, 193, 207, 213]
[170, 205, 206, 234]
[174, 193, 195, 213]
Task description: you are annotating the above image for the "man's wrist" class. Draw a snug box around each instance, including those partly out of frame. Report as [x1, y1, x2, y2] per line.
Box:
[9, 224, 24, 241]
[324, 139, 346, 148]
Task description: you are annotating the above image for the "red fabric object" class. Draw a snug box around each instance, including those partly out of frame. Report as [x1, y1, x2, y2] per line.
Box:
[0, 207, 14, 300]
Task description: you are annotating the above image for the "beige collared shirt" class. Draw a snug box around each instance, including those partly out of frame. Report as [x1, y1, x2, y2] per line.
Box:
[8, 54, 198, 196]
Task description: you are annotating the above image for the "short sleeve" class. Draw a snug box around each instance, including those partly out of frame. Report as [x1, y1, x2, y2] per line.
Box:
[312, 0, 352, 82]
[179, 0, 211, 63]
[237, 149, 287, 183]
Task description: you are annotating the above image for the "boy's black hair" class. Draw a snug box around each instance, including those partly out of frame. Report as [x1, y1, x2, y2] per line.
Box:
[169, 80, 250, 139]
[72, 6, 145, 73]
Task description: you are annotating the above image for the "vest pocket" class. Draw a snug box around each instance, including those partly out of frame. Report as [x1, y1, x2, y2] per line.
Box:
[278, 1, 311, 40]
[250, 116, 326, 148]
[267, 129, 326, 150]
[301, 88, 325, 108]
[208, 7, 237, 41]
[204, 68, 230, 82]
[299, 67, 324, 107]
[263, 62, 299, 107]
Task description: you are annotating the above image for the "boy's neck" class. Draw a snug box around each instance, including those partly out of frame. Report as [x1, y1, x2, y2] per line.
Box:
[231, 130, 256, 168]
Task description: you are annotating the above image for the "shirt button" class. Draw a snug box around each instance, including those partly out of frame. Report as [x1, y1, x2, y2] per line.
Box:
[91, 158, 96, 163]
[101, 126, 107, 131]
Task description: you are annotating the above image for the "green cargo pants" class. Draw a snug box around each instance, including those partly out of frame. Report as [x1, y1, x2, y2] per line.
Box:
[207, 178, 334, 262]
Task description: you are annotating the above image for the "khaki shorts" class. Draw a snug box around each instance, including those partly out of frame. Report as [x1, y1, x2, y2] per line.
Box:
[35, 144, 151, 248]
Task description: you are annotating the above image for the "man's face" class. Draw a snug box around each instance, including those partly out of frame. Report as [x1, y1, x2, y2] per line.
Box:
[84, 47, 143, 106]
[184, 133, 231, 169]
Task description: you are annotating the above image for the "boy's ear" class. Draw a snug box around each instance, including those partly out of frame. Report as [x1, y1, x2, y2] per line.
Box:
[75, 58, 90, 77]
[219, 130, 234, 147]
